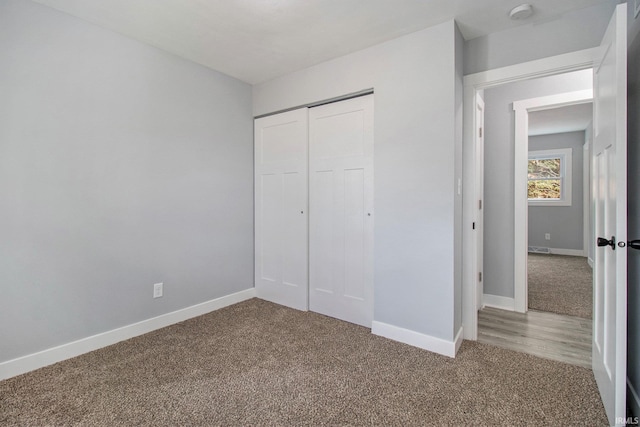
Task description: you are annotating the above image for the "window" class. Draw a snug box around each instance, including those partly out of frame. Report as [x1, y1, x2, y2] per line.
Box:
[527, 148, 572, 206]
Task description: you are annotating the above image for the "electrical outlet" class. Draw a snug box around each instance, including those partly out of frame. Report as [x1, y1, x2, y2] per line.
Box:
[545, 233, 551, 240]
[153, 283, 163, 299]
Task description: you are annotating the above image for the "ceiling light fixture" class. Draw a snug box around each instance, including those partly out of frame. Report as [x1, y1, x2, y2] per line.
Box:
[509, 3, 534, 20]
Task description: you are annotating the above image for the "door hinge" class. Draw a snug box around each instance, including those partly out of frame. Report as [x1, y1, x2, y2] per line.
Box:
[479, 272, 483, 282]
[472, 222, 476, 230]
[479, 127, 483, 138]
[479, 200, 482, 210]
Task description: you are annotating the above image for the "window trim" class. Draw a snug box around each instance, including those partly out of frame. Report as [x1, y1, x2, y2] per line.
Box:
[527, 148, 572, 206]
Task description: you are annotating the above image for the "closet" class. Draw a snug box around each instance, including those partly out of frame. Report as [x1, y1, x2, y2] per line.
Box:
[255, 95, 373, 327]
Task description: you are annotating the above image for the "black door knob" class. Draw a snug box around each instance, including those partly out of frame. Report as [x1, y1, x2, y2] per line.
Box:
[597, 236, 616, 250]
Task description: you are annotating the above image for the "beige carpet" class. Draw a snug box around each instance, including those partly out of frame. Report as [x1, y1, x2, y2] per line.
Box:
[1, 299, 607, 426]
[528, 254, 593, 319]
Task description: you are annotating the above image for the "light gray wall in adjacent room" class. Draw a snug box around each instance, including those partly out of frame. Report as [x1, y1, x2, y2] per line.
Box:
[254, 21, 462, 342]
[527, 131, 585, 251]
[464, 1, 617, 75]
[482, 71, 592, 299]
[626, 1, 640, 417]
[0, 0, 254, 363]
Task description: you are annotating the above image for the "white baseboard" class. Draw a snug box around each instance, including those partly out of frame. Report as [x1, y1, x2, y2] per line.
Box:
[483, 294, 516, 311]
[454, 326, 464, 355]
[0, 288, 256, 381]
[629, 378, 640, 418]
[548, 248, 586, 257]
[371, 321, 461, 358]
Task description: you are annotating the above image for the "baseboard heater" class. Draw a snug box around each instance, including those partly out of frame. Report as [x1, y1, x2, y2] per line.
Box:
[528, 246, 550, 254]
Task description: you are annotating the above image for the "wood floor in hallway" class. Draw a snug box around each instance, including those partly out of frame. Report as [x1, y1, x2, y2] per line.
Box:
[478, 307, 592, 369]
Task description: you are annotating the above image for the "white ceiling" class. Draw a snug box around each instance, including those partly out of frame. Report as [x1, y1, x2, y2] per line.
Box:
[32, 0, 612, 84]
[528, 103, 593, 136]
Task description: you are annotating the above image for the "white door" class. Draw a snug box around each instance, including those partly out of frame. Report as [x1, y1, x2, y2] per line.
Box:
[475, 95, 485, 309]
[254, 108, 308, 311]
[308, 95, 374, 327]
[592, 4, 627, 425]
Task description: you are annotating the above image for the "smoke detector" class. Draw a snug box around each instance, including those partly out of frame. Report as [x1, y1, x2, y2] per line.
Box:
[509, 4, 534, 20]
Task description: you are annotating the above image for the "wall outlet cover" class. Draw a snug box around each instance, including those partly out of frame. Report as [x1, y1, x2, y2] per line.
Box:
[153, 283, 163, 298]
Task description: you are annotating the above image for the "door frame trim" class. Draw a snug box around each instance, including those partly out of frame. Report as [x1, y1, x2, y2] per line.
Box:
[462, 47, 600, 340]
[474, 94, 485, 311]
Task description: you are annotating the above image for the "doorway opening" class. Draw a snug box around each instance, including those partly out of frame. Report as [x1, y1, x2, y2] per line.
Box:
[475, 75, 595, 368]
[462, 49, 600, 341]
[473, 70, 595, 368]
[512, 86, 593, 316]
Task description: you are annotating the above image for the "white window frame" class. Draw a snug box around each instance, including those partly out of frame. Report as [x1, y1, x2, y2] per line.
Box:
[527, 147, 572, 206]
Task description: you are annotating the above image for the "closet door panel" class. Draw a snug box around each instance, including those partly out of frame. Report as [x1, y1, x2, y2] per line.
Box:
[282, 171, 306, 287]
[309, 95, 373, 327]
[255, 109, 308, 311]
[311, 170, 335, 294]
[259, 173, 281, 282]
[344, 168, 366, 300]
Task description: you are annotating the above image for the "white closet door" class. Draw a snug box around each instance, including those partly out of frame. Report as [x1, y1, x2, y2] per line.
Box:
[254, 108, 308, 311]
[309, 95, 374, 327]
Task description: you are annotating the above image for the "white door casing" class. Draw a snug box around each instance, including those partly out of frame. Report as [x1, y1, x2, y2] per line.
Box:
[254, 108, 309, 311]
[475, 95, 485, 310]
[592, 4, 627, 425]
[308, 95, 374, 327]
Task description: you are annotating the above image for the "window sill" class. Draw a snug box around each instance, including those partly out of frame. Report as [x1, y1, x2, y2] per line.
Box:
[528, 199, 572, 207]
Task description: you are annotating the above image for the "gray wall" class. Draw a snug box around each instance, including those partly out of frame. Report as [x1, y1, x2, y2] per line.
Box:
[0, 0, 254, 363]
[254, 21, 463, 342]
[483, 72, 592, 298]
[464, 1, 617, 75]
[627, 0, 640, 417]
[527, 132, 585, 251]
